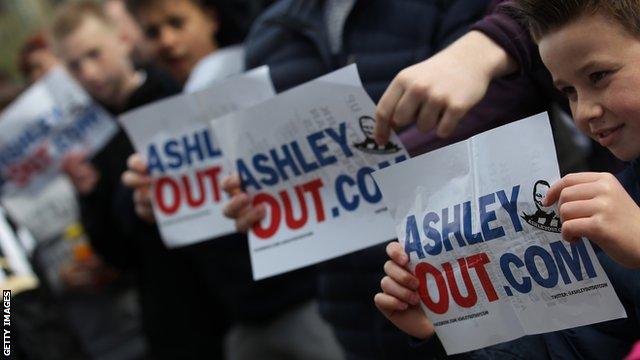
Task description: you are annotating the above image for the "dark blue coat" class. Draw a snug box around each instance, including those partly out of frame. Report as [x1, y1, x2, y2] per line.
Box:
[245, 1, 490, 358]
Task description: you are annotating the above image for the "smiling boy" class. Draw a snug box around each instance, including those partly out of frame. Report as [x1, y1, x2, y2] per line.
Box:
[375, 0, 640, 356]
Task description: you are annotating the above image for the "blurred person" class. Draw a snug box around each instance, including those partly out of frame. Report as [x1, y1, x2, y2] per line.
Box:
[125, 0, 259, 89]
[122, 1, 345, 359]
[103, 0, 155, 66]
[49, 2, 228, 358]
[18, 33, 60, 85]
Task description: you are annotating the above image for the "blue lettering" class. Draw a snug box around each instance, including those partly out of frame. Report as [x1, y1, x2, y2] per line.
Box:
[500, 253, 532, 293]
[524, 246, 559, 288]
[479, 193, 505, 241]
[290, 141, 319, 173]
[253, 154, 279, 186]
[335, 174, 359, 211]
[405, 215, 425, 259]
[237, 159, 261, 191]
[325, 122, 353, 158]
[164, 140, 182, 169]
[307, 132, 337, 167]
[270, 146, 301, 181]
[147, 144, 165, 175]
[497, 185, 523, 232]
[550, 240, 597, 284]
[462, 201, 483, 245]
[442, 204, 465, 251]
[422, 212, 442, 256]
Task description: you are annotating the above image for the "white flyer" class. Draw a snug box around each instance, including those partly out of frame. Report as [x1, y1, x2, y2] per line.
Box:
[214, 65, 409, 280]
[119, 67, 275, 247]
[0, 66, 118, 196]
[2, 175, 78, 242]
[373, 113, 626, 355]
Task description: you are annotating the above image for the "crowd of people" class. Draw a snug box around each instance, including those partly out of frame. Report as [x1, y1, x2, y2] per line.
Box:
[2, 0, 640, 359]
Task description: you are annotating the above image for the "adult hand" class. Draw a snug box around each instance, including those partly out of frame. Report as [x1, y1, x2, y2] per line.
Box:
[374, 241, 434, 340]
[375, 31, 517, 144]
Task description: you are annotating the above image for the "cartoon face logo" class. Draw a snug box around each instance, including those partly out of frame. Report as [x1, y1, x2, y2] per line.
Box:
[521, 179, 562, 233]
[353, 116, 401, 154]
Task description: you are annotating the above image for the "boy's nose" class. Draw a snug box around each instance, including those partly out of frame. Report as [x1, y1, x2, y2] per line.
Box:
[573, 97, 604, 129]
[158, 27, 179, 50]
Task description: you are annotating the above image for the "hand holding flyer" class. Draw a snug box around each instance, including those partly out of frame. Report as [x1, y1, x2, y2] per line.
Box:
[214, 65, 409, 280]
[119, 67, 275, 247]
[373, 113, 626, 354]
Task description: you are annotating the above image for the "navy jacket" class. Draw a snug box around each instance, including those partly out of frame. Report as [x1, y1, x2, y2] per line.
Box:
[246, 1, 491, 358]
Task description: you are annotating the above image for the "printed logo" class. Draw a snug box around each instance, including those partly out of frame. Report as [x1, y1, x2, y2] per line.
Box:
[521, 180, 561, 233]
[353, 116, 401, 154]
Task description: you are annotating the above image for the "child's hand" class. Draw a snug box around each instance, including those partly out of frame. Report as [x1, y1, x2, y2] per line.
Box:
[61, 151, 100, 195]
[544, 172, 640, 268]
[374, 31, 517, 144]
[121, 153, 155, 223]
[222, 174, 265, 232]
[374, 241, 435, 340]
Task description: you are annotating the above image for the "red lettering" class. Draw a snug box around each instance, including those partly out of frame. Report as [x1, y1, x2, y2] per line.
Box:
[182, 173, 206, 207]
[442, 258, 477, 308]
[252, 193, 281, 239]
[155, 177, 181, 215]
[201, 166, 222, 202]
[467, 253, 498, 302]
[302, 178, 325, 223]
[280, 186, 308, 230]
[7, 146, 51, 187]
[415, 262, 449, 314]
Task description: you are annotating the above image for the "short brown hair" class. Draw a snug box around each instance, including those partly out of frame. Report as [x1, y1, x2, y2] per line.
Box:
[49, 1, 115, 43]
[506, 0, 640, 40]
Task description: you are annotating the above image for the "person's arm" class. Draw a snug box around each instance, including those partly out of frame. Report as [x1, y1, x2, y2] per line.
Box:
[374, 30, 517, 145]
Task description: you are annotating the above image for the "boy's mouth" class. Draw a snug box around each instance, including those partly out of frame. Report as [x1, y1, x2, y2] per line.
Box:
[594, 124, 624, 147]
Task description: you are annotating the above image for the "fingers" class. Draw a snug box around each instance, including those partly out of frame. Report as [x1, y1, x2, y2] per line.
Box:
[375, 78, 405, 145]
[133, 188, 155, 223]
[236, 204, 266, 233]
[222, 174, 242, 196]
[543, 173, 603, 206]
[415, 101, 441, 134]
[392, 86, 423, 128]
[127, 153, 148, 174]
[559, 199, 598, 222]
[384, 260, 419, 290]
[561, 218, 596, 243]
[436, 101, 468, 138]
[122, 169, 152, 189]
[223, 192, 251, 219]
[381, 275, 420, 306]
[374, 292, 409, 314]
[386, 241, 409, 266]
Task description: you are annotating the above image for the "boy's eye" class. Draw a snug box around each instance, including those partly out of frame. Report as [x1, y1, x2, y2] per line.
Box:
[145, 26, 160, 39]
[167, 16, 185, 30]
[589, 71, 610, 84]
[560, 86, 576, 98]
[88, 49, 101, 59]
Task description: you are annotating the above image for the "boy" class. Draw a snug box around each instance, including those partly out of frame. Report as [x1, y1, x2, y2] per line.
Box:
[48, 3, 227, 359]
[376, 0, 640, 356]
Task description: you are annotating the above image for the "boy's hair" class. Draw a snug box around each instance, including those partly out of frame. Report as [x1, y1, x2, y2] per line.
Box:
[506, 0, 640, 40]
[50, 1, 115, 43]
[125, 0, 260, 46]
[18, 33, 48, 77]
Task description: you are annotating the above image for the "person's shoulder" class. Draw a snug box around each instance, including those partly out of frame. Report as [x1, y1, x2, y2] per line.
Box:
[250, 0, 298, 31]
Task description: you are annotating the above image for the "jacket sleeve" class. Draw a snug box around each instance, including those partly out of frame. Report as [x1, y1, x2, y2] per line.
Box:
[79, 140, 140, 270]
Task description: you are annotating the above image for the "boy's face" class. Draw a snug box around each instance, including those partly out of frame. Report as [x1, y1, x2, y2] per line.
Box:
[135, 0, 218, 84]
[539, 13, 640, 161]
[55, 16, 133, 107]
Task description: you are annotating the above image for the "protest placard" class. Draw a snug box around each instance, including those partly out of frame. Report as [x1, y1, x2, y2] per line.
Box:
[119, 67, 275, 247]
[373, 113, 626, 354]
[2, 175, 78, 242]
[0, 67, 117, 196]
[213, 65, 409, 280]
